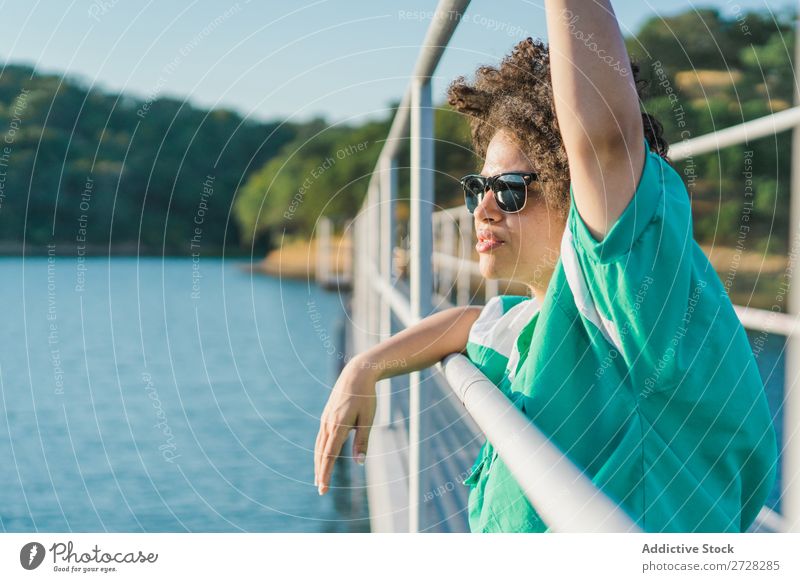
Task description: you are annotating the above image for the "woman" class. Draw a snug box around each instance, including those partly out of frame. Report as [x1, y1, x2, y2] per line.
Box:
[314, 0, 777, 532]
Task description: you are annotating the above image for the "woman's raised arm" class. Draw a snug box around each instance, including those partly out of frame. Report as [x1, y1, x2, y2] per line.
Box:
[544, 0, 645, 241]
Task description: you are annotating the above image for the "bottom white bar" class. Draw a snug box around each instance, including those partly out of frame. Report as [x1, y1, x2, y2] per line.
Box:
[1, 533, 799, 581]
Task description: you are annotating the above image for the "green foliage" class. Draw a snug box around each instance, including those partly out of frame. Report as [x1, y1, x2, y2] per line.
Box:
[1, 4, 797, 257]
[622, 7, 796, 253]
[233, 103, 475, 245]
[233, 118, 389, 243]
[0, 64, 299, 254]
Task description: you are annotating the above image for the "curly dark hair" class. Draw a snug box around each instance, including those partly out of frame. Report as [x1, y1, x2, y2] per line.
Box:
[447, 36, 669, 216]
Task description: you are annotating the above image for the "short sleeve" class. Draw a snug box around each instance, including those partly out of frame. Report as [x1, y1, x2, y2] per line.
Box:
[563, 136, 697, 392]
[568, 136, 677, 263]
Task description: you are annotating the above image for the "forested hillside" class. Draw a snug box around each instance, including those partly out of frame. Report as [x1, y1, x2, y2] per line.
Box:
[1, 6, 795, 258]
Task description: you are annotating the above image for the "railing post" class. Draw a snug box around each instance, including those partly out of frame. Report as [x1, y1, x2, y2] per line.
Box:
[458, 207, 472, 305]
[362, 193, 371, 352]
[371, 183, 382, 348]
[408, 76, 435, 533]
[440, 211, 457, 303]
[356, 208, 367, 355]
[360, 204, 371, 354]
[316, 216, 331, 286]
[377, 156, 398, 427]
[784, 4, 800, 533]
[431, 212, 440, 298]
[352, 211, 361, 354]
[365, 183, 378, 349]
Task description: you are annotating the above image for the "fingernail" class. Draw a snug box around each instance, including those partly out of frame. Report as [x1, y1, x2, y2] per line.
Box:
[318, 485, 323, 495]
[356, 453, 366, 465]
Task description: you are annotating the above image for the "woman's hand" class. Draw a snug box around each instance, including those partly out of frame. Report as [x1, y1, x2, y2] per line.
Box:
[312, 306, 482, 495]
[314, 355, 377, 495]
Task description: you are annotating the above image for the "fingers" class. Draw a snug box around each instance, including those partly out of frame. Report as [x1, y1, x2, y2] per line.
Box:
[352, 411, 374, 465]
[317, 422, 350, 495]
[314, 426, 324, 488]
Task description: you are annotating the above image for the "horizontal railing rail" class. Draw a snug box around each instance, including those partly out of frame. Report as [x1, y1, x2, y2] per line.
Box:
[439, 353, 640, 532]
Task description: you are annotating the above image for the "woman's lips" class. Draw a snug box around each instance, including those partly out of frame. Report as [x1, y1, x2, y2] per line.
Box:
[476, 237, 504, 253]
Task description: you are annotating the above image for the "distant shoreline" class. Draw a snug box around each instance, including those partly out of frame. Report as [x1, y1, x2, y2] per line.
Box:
[246, 236, 351, 283]
[0, 242, 316, 282]
[0, 242, 260, 259]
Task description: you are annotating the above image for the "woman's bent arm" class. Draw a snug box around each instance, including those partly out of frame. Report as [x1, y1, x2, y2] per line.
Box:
[352, 304, 483, 381]
[314, 305, 482, 495]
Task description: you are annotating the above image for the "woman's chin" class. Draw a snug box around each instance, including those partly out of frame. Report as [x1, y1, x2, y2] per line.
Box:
[478, 256, 505, 280]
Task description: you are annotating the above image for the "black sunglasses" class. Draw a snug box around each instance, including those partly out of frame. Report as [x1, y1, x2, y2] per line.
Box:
[460, 171, 540, 214]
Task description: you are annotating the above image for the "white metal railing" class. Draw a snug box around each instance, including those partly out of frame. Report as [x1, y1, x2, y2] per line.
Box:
[354, 0, 470, 533]
[350, 0, 800, 533]
[440, 353, 639, 532]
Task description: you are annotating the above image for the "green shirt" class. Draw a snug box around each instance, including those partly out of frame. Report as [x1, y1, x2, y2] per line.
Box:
[463, 136, 778, 533]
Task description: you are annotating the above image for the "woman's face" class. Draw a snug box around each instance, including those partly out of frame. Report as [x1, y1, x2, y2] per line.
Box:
[473, 129, 567, 294]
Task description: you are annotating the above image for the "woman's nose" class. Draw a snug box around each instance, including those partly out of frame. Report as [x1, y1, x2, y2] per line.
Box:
[474, 188, 501, 222]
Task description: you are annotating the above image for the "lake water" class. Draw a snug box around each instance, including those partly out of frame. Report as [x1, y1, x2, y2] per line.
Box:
[0, 257, 368, 532]
[0, 257, 785, 532]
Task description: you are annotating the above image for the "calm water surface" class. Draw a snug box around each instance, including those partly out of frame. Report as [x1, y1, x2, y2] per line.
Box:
[0, 257, 367, 532]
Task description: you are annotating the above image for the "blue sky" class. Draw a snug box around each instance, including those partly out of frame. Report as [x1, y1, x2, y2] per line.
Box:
[0, 0, 792, 126]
